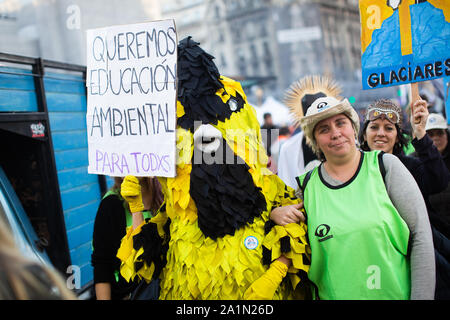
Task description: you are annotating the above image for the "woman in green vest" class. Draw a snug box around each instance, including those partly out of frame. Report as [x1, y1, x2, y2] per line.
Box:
[91, 176, 163, 300]
[271, 96, 435, 299]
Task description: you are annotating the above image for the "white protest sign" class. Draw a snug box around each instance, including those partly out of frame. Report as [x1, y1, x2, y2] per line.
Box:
[86, 20, 177, 177]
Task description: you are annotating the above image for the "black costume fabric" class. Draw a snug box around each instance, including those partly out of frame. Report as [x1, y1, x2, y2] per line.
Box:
[190, 139, 267, 240]
[177, 37, 245, 132]
[132, 205, 170, 281]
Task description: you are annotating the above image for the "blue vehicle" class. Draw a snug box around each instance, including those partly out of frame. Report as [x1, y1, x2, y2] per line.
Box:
[0, 164, 53, 266]
[0, 53, 111, 298]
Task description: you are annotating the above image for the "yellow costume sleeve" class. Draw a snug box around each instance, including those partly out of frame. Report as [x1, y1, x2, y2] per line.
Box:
[262, 223, 311, 291]
[244, 260, 288, 300]
[116, 210, 169, 283]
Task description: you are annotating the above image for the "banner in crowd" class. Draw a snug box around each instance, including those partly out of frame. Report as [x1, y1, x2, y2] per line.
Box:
[86, 20, 177, 177]
[359, 0, 450, 90]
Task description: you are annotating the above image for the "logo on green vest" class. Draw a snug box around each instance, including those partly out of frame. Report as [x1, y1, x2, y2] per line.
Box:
[315, 224, 333, 242]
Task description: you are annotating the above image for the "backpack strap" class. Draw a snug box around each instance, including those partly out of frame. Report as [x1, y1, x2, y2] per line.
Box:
[377, 151, 386, 183]
[296, 168, 314, 194]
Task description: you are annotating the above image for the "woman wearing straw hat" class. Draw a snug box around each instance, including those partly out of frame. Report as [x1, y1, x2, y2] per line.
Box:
[271, 96, 435, 299]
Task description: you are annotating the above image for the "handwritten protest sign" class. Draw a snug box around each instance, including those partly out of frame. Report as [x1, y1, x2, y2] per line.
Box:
[86, 20, 177, 177]
[359, 0, 450, 90]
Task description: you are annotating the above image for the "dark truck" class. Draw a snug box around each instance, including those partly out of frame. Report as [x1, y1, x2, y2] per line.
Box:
[0, 53, 112, 298]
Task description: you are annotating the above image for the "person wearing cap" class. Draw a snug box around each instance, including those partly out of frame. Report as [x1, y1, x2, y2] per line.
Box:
[271, 96, 435, 299]
[426, 113, 449, 167]
[425, 113, 450, 299]
[426, 114, 450, 219]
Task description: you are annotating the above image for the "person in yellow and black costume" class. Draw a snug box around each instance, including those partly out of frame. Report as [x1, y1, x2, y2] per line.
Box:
[116, 37, 311, 300]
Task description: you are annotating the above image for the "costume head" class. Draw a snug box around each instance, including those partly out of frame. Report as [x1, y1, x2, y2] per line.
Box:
[300, 96, 360, 156]
[169, 37, 272, 240]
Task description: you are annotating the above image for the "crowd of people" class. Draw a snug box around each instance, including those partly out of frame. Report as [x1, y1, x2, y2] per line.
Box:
[267, 83, 450, 299]
[1, 71, 449, 300]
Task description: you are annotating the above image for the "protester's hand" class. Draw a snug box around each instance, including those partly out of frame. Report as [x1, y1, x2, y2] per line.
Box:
[411, 99, 428, 139]
[121, 175, 144, 213]
[243, 258, 289, 300]
[270, 203, 305, 226]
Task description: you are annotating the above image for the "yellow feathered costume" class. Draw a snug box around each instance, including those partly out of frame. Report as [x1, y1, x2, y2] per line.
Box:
[117, 37, 310, 300]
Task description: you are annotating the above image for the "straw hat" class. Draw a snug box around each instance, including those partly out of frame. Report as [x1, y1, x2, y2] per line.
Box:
[299, 96, 360, 154]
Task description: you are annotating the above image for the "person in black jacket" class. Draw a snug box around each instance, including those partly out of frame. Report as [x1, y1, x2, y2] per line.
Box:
[426, 113, 450, 226]
[359, 98, 450, 299]
[91, 177, 163, 300]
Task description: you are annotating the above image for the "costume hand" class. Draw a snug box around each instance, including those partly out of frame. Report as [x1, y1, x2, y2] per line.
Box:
[243, 259, 289, 300]
[270, 203, 305, 226]
[410, 99, 428, 139]
[120, 175, 144, 213]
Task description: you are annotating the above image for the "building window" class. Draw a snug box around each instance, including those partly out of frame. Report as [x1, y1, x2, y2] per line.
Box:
[250, 44, 259, 74]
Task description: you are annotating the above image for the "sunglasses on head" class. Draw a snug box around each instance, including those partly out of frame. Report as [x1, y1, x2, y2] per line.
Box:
[367, 108, 400, 124]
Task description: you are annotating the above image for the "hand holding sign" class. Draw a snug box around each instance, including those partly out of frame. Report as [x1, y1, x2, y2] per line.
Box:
[410, 97, 429, 139]
[121, 175, 144, 213]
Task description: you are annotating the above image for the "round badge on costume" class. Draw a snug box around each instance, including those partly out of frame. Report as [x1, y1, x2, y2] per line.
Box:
[229, 99, 238, 111]
[244, 236, 259, 250]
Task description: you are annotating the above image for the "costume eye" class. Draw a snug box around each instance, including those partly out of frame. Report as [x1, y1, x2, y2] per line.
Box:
[228, 99, 237, 111]
[373, 111, 379, 116]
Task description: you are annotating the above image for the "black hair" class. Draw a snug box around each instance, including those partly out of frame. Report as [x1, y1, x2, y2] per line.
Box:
[263, 113, 272, 119]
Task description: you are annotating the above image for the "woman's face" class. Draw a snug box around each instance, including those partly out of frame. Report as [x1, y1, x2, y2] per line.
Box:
[364, 118, 398, 154]
[314, 114, 356, 160]
[427, 129, 448, 153]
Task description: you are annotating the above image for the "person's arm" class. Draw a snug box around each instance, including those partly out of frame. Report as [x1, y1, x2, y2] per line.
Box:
[95, 283, 111, 300]
[408, 98, 449, 195]
[410, 99, 428, 140]
[92, 195, 125, 300]
[270, 203, 305, 225]
[382, 153, 436, 300]
[243, 256, 291, 300]
[409, 134, 450, 196]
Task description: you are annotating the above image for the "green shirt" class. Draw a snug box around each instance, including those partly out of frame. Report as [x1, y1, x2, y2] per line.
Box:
[298, 151, 411, 300]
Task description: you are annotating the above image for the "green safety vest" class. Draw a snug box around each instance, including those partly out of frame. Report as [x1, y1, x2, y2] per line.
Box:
[297, 151, 411, 300]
